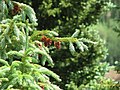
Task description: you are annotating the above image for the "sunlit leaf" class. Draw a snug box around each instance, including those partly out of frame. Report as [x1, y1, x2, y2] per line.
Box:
[39, 67, 61, 81]
[1, 38, 6, 49]
[71, 29, 80, 38]
[69, 42, 76, 55]
[7, 51, 23, 58]
[13, 24, 20, 40]
[0, 59, 9, 66]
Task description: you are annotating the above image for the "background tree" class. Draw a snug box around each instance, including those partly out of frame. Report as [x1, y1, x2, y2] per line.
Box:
[100, 0, 120, 72]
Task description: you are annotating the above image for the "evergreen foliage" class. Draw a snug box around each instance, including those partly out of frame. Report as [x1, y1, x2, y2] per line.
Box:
[0, 0, 119, 90]
[0, 0, 63, 89]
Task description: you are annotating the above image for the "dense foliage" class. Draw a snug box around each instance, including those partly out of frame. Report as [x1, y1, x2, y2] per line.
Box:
[67, 77, 119, 90]
[0, 0, 62, 89]
[0, 0, 120, 90]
